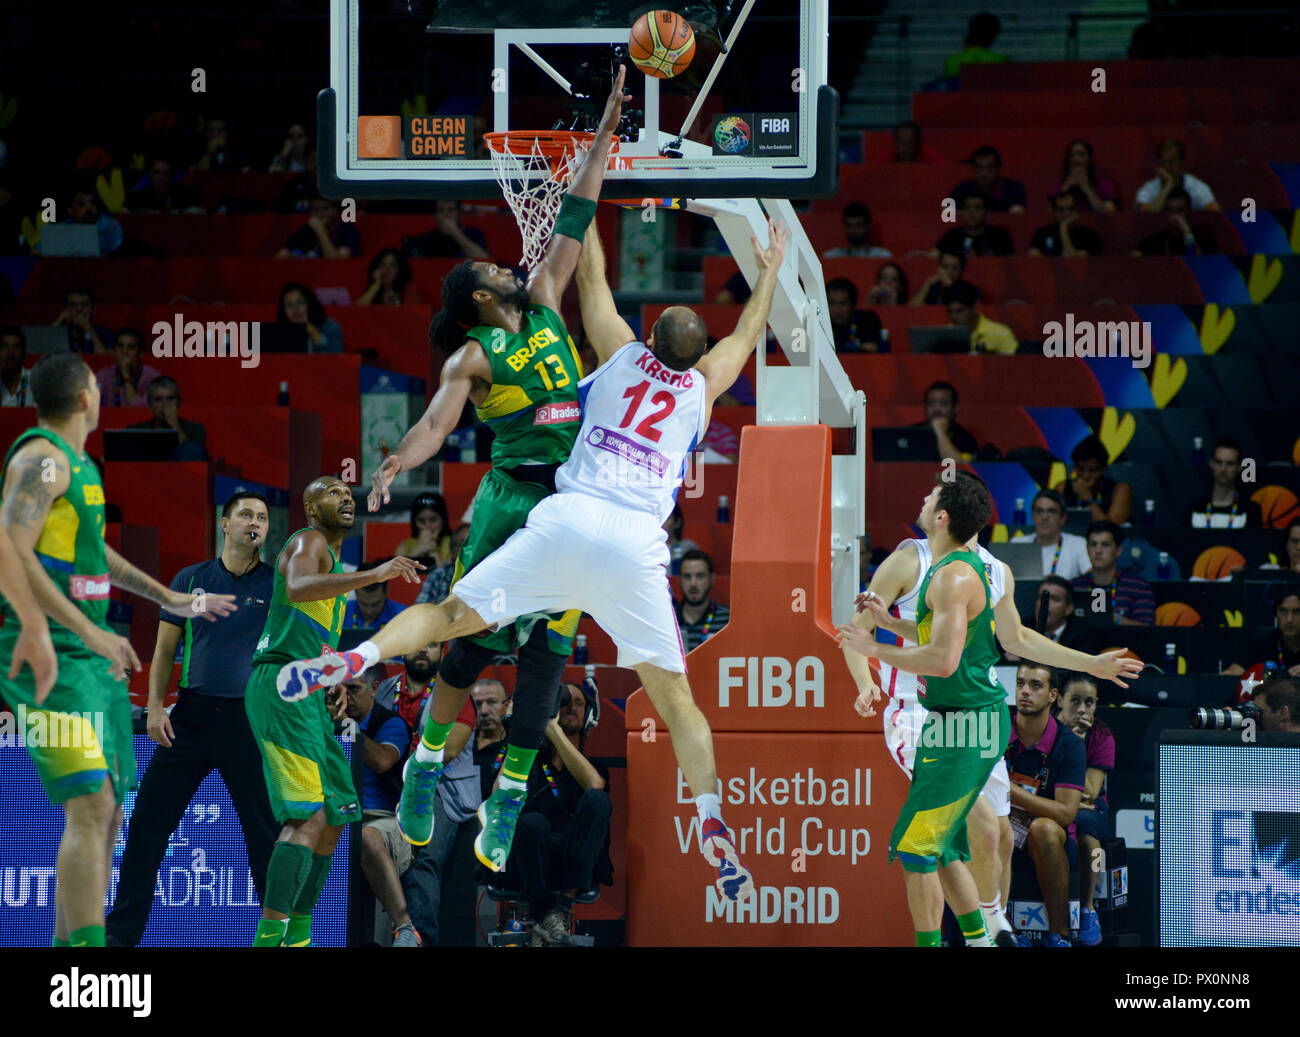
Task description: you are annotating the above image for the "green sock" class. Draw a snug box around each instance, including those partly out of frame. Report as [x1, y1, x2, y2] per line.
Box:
[500, 743, 537, 790]
[264, 841, 313, 916]
[68, 925, 105, 947]
[52, 935, 70, 948]
[253, 918, 289, 947]
[956, 909, 990, 947]
[285, 913, 313, 948]
[419, 715, 454, 755]
[915, 929, 942, 947]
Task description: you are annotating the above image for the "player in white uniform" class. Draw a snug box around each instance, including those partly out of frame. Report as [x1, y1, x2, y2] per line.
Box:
[845, 527, 1141, 943]
[278, 218, 793, 903]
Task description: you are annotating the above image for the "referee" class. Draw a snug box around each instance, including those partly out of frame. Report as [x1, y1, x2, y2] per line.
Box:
[106, 491, 278, 946]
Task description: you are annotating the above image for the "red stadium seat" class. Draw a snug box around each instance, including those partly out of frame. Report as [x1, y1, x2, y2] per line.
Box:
[913, 87, 1289, 128]
[960, 58, 1300, 92]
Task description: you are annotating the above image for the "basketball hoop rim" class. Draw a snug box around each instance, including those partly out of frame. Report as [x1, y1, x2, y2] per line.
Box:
[483, 130, 620, 176]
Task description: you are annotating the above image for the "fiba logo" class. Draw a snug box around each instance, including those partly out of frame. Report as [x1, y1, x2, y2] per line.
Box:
[714, 116, 751, 155]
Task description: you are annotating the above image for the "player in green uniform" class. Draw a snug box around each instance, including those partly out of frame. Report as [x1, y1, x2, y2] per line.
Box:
[244, 476, 422, 946]
[839, 471, 1010, 947]
[357, 69, 629, 865]
[0, 354, 236, 947]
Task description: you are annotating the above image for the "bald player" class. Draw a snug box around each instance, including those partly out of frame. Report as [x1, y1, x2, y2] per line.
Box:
[242, 476, 424, 947]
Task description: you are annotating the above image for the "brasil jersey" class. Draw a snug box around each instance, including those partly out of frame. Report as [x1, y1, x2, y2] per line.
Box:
[466, 304, 584, 468]
[0, 427, 110, 649]
[915, 547, 1004, 709]
[251, 527, 346, 666]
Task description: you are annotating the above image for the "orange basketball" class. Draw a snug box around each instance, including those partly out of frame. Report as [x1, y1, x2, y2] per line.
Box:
[629, 10, 696, 79]
[1156, 602, 1202, 627]
[1192, 545, 1247, 581]
[1253, 485, 1300, 528]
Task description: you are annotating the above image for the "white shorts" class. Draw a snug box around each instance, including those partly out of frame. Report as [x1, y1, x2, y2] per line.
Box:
[452, 492, 687, 673]
[884, 692, 1011, 818]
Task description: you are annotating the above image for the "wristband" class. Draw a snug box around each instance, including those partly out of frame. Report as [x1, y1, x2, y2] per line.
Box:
[552, 193, 598, 243]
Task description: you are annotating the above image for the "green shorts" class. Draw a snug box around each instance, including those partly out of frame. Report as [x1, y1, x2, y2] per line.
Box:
[451, 466, 581, 657]
[0, 641, 136, 806]
[244, 663, 360, 827]
[889, 702, 1010, 874]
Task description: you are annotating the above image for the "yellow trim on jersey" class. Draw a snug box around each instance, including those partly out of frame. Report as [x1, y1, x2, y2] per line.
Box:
[291, 595, 342, 637]
[897, 791, 977, 857]
[547, 608, 582, 641]
[476, 382, 534, 422]
[35, 497, 79, 563]
[916, 612, 932, 646]
[566, 334, 584, 378]
[262, 740, 325, 804]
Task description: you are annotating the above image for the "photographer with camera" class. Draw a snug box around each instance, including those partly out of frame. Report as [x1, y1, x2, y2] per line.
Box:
[1252, 677, 1300, 733]
[484, 678, 612, 946]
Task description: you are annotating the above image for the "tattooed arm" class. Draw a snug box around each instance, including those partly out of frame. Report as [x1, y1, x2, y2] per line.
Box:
[1, 440, 140, 679]
[106, 543, 239, 622]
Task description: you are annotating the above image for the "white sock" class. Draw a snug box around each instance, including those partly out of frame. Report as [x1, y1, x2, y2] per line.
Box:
[413, 741, 444, 765]
[350, 640, 381, 667]
[695, 793, 723, 825]
[980, 901, 1002, 939]
[498, 775, 527, 793]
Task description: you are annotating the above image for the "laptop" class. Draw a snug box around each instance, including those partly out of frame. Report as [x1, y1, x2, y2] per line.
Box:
[40, 224, 101, 257]
[21, 326, 73, 355]
[909, 326, 972, 354]
[102, 429, 180, 462]
[872, 425, 939, 462]
[258, 323, 311, 353]
[986, 542, 1044, 580]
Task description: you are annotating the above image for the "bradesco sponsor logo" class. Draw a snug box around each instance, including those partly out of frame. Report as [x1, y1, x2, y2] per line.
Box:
[70, 574, 110, 600]
[534, 402, 581, 426]
[718, 656, 825, 708]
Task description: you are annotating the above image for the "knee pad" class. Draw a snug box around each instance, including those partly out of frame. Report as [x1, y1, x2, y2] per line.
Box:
[505, 625, 570, 750]
[438, 637, 500, 689]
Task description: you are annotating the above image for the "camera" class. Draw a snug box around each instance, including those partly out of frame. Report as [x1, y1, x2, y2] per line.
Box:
[553, 50, 642, 142]
[1189, 703, 1260, 730]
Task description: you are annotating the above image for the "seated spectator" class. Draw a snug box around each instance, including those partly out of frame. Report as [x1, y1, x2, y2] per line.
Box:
[129, 376, 207, 459]
[1027, 193, 1104, 258]
[1007, 663, 1086, 947]
[344, 561, 409, 630]
[1133, 188, 1215, 256]
[1003, 577, 1099, 661]
[911, 250, 966, 306]
[376, 646, 480, 946]
[865, 262, 909, 307]
[374, 642, 444, 753]
[935, 194, 1014, 258]
[124, 157, 202, 214]
[950, 145, 1027, 214]
[944, 12, 1007, 78]
[822, 201, 891, 258]
[494, 680, 611, 946]
[889, 120, 947, 164]
[1054, 673, 1114, 946]
[1272, 520, 1300, 576]
[1252, 677, 1300, 732]
[44, 188, 123, 257]
[269, 123, 312, 173]
[273, 149, 319, 214]
[277, 195, 359, 259]
[396, 492, 454, 566]
[338, 664, 422, 946]
[1186, 437, 1262, 529]
[826, 277, 884, 353]
[1070, 521, 1156, 626]
[1053, 434, 1133, 524]
[674, 549, 730, 651]
[471, 679, 509, 760]
[1056, 139, 1118, 213]
[358, 247, 420, 307]
[664, 502, 700, 571]
[96, 328, 160, 406]
[713, 270, 751, 305]
[1223, 589, 1300, 676]
[0, 326, 33, 406]
[277, 282, 344, 353]
[402, 200, 489, 259]
[1135, 138, 1219, 213]
[944, 280, 1018, 355]
[191, 114, 251, 173]
[1011, 489, 1090, 579]
[52, 285, 111, 354]
[917, 379, 979, 462]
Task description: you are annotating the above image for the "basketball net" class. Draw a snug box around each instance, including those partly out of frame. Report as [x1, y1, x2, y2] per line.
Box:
[485, 131, 612, 269]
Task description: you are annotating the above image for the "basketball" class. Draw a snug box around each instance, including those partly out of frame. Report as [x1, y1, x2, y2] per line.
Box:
[1156, 602, 1202, 626]
[1253, 484, 1300, 527]
[1192, 545, 1247, 580]
[629, 10, 696, 79]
